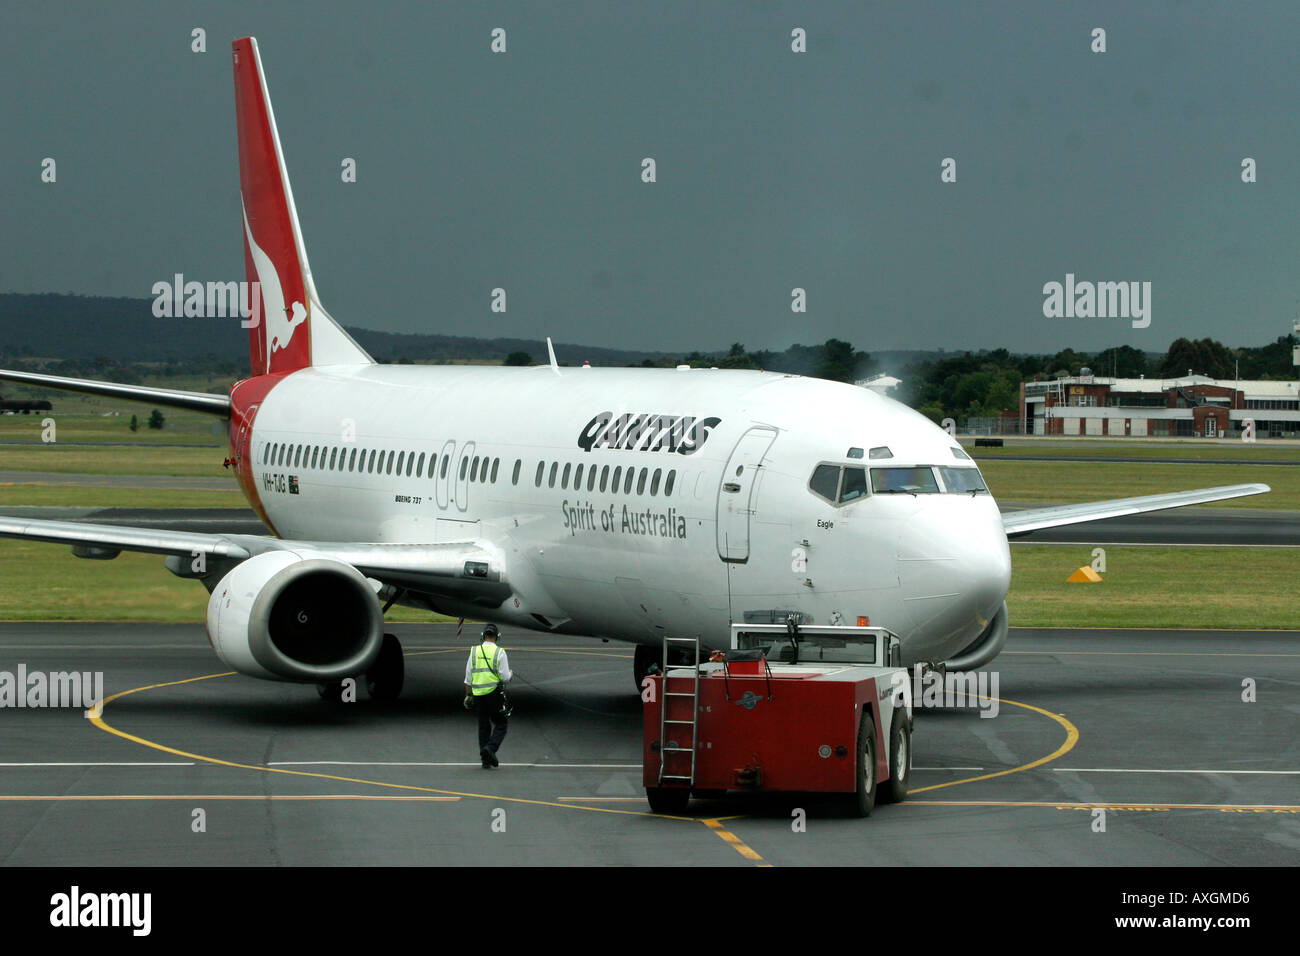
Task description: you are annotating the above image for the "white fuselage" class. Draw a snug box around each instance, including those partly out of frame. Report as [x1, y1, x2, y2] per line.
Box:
[247, 364, 1011, 665]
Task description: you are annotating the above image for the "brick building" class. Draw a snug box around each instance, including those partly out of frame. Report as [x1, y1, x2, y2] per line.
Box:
[1020, 373, 1299, 438]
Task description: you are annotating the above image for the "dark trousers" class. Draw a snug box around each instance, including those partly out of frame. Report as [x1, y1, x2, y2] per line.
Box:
[476, 687, 508, 753]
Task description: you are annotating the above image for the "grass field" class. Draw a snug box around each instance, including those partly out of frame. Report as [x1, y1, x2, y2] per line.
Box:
[979, 459, 1297, 510]
[1007, 545, 1299, 629]
[0, 540, 441, 623]
[968, 440, 1299, 461]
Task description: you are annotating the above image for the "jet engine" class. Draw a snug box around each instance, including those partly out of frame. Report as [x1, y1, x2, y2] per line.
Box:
[942, 600, 1009, 671]
[205, 550, 384, 682]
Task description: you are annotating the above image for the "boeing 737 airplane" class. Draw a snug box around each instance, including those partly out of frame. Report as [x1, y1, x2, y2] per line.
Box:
[0, 37, 1269, 698]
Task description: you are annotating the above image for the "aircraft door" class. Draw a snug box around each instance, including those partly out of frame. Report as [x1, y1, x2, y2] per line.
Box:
[453, 441, 475, 513]
[435, 440, 455, 509]
[716, 426, 778, 562]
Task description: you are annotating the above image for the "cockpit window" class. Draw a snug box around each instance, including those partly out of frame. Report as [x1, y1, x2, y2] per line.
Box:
[809, 464, 841, 502]
[868, 446, 893, 459]
[937, 466, 988, 494]
[871, 466, 940, 494]
[950, 446, 971, 461]
[839, 467, 868, 502]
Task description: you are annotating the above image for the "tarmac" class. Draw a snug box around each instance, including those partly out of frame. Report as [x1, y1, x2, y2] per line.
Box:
[0, 622, 1295, 866]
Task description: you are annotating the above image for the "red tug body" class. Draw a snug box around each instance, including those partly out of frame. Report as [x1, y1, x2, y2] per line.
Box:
[642, 624, 913, 816]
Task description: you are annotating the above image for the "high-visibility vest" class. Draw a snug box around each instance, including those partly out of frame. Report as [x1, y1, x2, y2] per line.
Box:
[470, 642, 503, 696]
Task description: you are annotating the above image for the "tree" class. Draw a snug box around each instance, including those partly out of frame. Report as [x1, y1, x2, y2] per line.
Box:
[1156, 337, 1233, 379]
[129, 414, 138, 432]
[147, 409, 165, 430]
[1093, 345, 1147, 378]
[504, 351, 532, 366]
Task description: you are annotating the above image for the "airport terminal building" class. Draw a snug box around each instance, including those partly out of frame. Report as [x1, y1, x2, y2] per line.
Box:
[1020, 372, 1300, 438]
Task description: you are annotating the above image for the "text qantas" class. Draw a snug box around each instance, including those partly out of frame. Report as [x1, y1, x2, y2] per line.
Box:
[577, 412, 722, 455]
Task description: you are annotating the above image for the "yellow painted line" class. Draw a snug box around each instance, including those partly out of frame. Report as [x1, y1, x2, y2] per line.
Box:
[89, 672, 694, 820]
[0, 794, 459, 802]
[910, 696, 1079, 794]
[557, 796, 647, 802]
[907, 800, 1300, 813]
[701, 817, 771, 866]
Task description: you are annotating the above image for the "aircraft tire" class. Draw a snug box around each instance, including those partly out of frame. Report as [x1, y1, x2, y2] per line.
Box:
[366, 633, 405, 701]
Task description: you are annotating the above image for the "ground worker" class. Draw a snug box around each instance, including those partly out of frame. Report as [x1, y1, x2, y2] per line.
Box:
[463, 623, 512, 768]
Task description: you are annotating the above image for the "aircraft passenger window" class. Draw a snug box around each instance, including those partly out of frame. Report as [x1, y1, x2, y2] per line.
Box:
[416, 452, 425, 476]
[587, 465, 597, 492]
[664, 470, 676, 496]
[624, 469, 635, 494]
[349, 448, 357, 471]
[600, 465, 609, 492]
[408, 452, 417, 477]
[574, 463, 584, 489]
[312, 447, 320, 469]
[368, 450, 376, 473]
[650, 468, 662, 495]
[561, 463, 571, 489]
[440, 456, 450, 479]
[397, 451, 406, 475]
[329, 448, 338, 470]
[937, 466, 988, 494]
[808, 464, 841, 503]
[294, 446, 303, 468]
[535, 462, 544, 487]
[471, 457, 480, 482]
[839, 467, 868, 502]
[611, 466, 622, 493]
[871, 466, 940, 494]
[637, 468, 648, 495]
[387, 451, 396, 475]
[512, 459, 521, 485]
[460, 457, 469, 480]
[548, 462, 557, 488]
[428, 454, 438, 478]
[491, 458, 500, 483]
[869, 446, 893, 460]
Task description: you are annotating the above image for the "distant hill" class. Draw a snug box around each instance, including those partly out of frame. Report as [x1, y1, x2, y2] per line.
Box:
[0, 293, 672, 369]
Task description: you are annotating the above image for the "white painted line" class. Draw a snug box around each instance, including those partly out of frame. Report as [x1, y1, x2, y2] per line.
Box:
[268, 761, 642, 769]
[0, 761, 195, 767]
[1054, 768, 1300, 775]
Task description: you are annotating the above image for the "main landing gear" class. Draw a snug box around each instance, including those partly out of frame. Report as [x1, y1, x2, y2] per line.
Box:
[318, 633, 405, 702]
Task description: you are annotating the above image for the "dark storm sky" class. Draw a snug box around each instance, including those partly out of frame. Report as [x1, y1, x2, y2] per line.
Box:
[3, 1, 1298, 356]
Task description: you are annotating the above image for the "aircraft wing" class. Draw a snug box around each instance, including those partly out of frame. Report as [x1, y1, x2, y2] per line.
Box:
[0, 516, 505, 595]
[1001, 483, 1271, 537]
[0, 368, 230, 416]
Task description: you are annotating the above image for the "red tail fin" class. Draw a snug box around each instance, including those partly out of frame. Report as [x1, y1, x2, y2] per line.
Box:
[232, 37, 372, 375]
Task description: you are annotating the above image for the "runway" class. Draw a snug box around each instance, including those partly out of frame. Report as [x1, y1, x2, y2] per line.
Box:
[4, 505, 1295, 546]
[0, 622, 1295, 866]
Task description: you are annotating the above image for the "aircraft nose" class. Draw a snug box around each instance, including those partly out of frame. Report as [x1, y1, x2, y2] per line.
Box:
[897, 498, 1010, 652]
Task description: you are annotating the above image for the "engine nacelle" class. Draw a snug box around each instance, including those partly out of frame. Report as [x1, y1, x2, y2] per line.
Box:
[206, 550, 384, 682]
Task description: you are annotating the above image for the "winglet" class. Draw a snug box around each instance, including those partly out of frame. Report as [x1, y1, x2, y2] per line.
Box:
[546, 337, 561, 376]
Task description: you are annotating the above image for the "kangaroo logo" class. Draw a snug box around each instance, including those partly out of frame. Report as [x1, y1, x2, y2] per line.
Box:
[242, 201, 307, 367]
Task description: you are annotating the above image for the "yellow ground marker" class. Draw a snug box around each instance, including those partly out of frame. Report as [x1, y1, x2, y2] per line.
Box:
[1066, 566, 1103, 583]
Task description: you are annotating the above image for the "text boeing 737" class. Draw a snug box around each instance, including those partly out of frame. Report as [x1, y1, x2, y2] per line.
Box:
[0, 38, 1269, 697]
